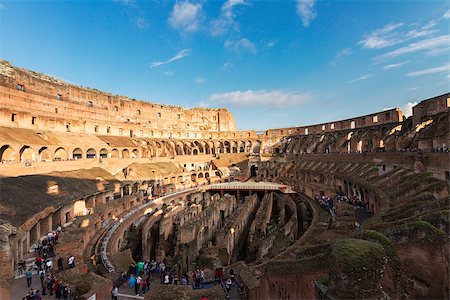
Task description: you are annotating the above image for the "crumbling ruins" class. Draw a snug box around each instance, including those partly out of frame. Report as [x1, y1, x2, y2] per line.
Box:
[0, 59, 448, 299]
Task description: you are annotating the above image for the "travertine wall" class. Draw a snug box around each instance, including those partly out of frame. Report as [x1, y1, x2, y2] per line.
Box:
[0, 60, 248, 139]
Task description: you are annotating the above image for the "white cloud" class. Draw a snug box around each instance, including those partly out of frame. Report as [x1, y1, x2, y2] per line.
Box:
[348, 74, 373, 83]
[211, 0, 248, 36]
[150, 49, 191, 68]
[225, 38, 257, 54]
[359, 23, 404, 49]
[0, 3, 6, 9]
[207, 89, 312, 107]
[168, 1, 202, 33]
[135, 17, 149, 29]
[443, 9, 450, 19]
[406, 64, 450, 77]
[401, 102, 418, 117]
[296, 0, 317, 27]
[374, 35, 450, 61]
[195, 76, 205, 84]
[332, 48, 352, 65]
[382, 61, 409, 70]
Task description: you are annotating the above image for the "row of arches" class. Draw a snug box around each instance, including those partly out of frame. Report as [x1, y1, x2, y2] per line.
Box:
[0, 139, 263, 162]
[284, 127, 397, 155]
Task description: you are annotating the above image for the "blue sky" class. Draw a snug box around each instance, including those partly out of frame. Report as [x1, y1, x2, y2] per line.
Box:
[0, 0, 449, 130]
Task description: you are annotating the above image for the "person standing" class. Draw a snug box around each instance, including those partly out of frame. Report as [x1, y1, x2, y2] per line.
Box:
[25, 268, 33, 287]
[111, 285, 119, 300]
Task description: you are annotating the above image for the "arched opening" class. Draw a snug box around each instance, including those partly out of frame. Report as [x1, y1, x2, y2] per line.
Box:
[99, 148, 108, 158]
[205, 172, 210, 180]
[176, 144, 184, 155]
[38, 147, 50, 161]
[198, 173, 204, 178]
[131, 149, 139, 158]
[54, 147, 68, 160]
[0, 145, 15, 162]
[191, 174, 197, 182]
[111, 148, 119, 158]
[253, 141, 261, 153]
[193, 149, 199, 155]
[232, 141, 238, 153]
[239, 142, 245, 153]
[72, 148, 83, 159]
[122, 149, 130, 158]
[20, 145, 34, 161]
[224, 141, 230, 153]
[86, 148, 97, 159]
[122, 184, 132, 196]
[132, 182, 139, 194]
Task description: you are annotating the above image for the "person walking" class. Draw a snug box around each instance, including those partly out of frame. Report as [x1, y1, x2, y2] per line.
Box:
[25, 268, 33, 287]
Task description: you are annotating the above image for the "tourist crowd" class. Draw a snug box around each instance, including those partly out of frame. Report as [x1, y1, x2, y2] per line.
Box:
[21, 227, 77, 300]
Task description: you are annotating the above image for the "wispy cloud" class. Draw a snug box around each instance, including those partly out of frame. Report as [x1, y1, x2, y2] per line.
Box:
[0, 3, 6, 9]
[407, 87, 419, 91]
[168, 1, 203, 33]
[135, 17, 149, 29]
[150, 49, 191, 68]
[207, 89, 312, 107]
[296, 0, 317, 27]
[382, 61, 409, 70]
[331, 48, 352, 65]
[359, 23, 404, 49]
[406, 64, 450, 77]
[374, 35, 450, 61]
[195, 76, 205, 84]
[348, 74, 373, 83]
[443, 9, 450, 19]
[360, 21, 438, 50]
[225, 38, 257, 54]
[211, 0, 248, 36]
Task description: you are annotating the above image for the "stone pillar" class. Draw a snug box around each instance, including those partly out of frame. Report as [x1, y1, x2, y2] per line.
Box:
[47, 214, 53, 232]
[26, 230, 30, 253]
[35, 222, 41, 241]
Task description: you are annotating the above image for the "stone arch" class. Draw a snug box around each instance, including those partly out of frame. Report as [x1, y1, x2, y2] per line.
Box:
[38, 146, 50, 161]
[19, 145, 35, 161]
[231, 141, 238, 153]
[194, 141, 203, 154]
[122, 184, 132, 196]
[0, 145, 15, 162]
[99, 148, 108, 158]
[193, 149, 199, 155]
[183, 141, 192, 156]
[198, 173, 204, 178]
[131, 148, 139, 158]
[132, 182, 139, 194]
[253, 141, 261, 153]
[111, 148, 120, 158]
[204, 141, 210, 154]
[239, 141, 245, 153]
[54, 147, 68, 160]
[191, 174, 197, 182]
[224, 141, 231, 153]
[246, 141, 253, 152]
[86, 148, 97, 159]
[122, 149, 130, 158]
[72, 148, 83, 159]
[175, 141, 184, 155]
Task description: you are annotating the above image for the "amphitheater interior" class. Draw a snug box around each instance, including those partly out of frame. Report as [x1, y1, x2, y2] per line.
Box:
[0, 59, 449, 299]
